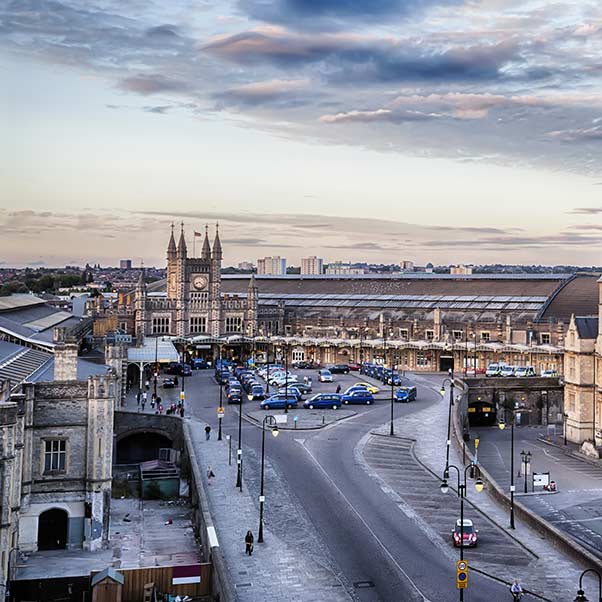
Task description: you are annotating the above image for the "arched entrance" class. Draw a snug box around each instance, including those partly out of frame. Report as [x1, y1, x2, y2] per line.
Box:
[38, 508, 68, 550]
[116, 431, 173, 463]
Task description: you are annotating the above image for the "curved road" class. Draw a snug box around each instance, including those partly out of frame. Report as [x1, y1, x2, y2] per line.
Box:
[185, 369, 536, 602]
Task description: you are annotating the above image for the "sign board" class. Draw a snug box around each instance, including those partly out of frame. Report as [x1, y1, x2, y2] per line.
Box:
[274, 414, 288, 425]
[456, 560, 468, 589]
[533, 472, 550, 487]
[217, 407, 225, 418]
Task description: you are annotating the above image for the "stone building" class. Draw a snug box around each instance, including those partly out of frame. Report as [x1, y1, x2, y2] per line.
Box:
[563, 276, 601, 446]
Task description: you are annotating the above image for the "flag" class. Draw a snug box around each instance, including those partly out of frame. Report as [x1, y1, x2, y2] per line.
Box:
[194, 231, 202, 237]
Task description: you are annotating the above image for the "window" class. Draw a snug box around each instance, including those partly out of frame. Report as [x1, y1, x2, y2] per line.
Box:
[190, 292, 208, 302]
[190, 316, 207, 334]
[119, 321, 128, 332]
[416, 352, 430, 367]
[568, 392, 576, 412]
[225, 316, 242, 332]
[480, 331, 490, 342]
[568, 356, 576, 380]
[541, 333, 551, 345]
[292, 348, 305, 361]
[452, 330, 464, 341]
[152, 317, 170, 334]
[425, 330, 434, 342]
[44, 439, 66, 473]
[400, 329, 409, 341]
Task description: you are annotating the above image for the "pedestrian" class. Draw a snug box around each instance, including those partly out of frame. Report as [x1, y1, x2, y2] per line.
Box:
[303, 376, 308, 385]
[151, 392, 156, 403]
[174, 376, 179, 386]
[244, 530, 254, 556]
[179, 406, 184, 418]
[141, 399, 146, 412]
[136, 390, 141, 406]
[142, 392, 147, 408]
[150, 396, 155, 409]
[158, 403, 164, 414]
[336, 384, 341, 394]
[307, 377, 312, 388]
[145, 379, 150, 391]
[207, 465, 215, 485]
[205, 424, 211, 441]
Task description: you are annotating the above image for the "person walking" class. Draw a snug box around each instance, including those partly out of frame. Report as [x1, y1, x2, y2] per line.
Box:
[141, 398, 146, 412]
[205, 424, 212, 441]
[335, 384, 341, 394]
[136, 390, 141, 406]
[244, 530, 254, 556]
[145, 379, 150, 391]
[179, 406, 185, 418]
[207, 465, 215, 485]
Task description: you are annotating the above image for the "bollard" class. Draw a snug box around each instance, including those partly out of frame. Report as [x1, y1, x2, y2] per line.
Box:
[294, 416, 298, 429]
[322, 415, 325, 425]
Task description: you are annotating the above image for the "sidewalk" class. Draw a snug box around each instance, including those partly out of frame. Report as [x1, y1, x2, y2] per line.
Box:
[368, 373, 599, 600]
[187, 417, 356, 602]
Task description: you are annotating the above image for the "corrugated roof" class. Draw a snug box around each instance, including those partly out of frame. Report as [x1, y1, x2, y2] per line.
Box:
[23, 311, 73, 332]
[127, 338, 180, 363]
[575, 316, 599, 340]
[0, 294, 46, 312]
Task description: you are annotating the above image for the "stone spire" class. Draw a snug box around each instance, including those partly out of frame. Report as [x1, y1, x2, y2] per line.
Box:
[167, 223, 176, 259]
[177, 222, 187, 258]
[212, 222, 222, 261]
[201, 223, 211, 260]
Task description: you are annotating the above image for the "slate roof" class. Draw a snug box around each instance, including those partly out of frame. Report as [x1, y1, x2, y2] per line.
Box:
[538, 274, 600, 322]
[575, 316, 599, 340]
[30, 357, 109, 382]
[91, 567, 124, 587]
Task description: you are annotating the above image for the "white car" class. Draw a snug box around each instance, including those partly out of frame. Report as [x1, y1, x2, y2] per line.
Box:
[485, 363, 503, 377]
[514, 366, 536, 377]
[271, 375, 298, 387]
[500, 365, 516, 377]
[541, 369, 559, 378]
[318, 369, 333, 383]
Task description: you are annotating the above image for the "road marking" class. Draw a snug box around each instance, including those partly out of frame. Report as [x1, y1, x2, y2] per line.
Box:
[297, 439, 433, 602]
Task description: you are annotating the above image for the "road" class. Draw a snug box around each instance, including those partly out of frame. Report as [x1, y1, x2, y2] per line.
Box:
[151, 367, 538, 602]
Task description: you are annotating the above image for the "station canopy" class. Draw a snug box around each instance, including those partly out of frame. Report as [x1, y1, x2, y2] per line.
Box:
[127, 337, 180, 364]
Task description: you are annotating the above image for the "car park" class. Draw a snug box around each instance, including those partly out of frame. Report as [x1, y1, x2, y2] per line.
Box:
[260, 394, 298, 410]
[353, 382, 380, 394]
[514, 366, 536, 377]
[327, 364, 350, 374]
[318, 369, 333, 382]
[395, 386, 417, 402]
[342, 390, 374, 405]
[452, 519, 478, 547]
[303, 393, 342, 409]
[162, 377, 176, 388]
[499, 365, 516, 377]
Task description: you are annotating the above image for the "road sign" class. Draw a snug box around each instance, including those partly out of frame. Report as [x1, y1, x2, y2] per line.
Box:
[180, 391, 185, 401]
[457, 560, 468, 589]
[217, 407, 225, 418]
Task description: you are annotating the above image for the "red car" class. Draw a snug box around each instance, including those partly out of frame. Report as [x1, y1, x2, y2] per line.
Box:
[452, 519, 478, 547]
[347, 362, 361, 371]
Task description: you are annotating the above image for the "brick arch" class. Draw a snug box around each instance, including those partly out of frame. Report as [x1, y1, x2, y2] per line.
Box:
[115, 427, 174, 444]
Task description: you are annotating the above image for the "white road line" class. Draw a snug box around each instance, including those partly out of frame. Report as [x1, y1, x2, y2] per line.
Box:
[297, 439, 433, 602]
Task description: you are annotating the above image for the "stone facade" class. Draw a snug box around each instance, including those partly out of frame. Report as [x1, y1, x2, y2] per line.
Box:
[563, 278, 602, 445]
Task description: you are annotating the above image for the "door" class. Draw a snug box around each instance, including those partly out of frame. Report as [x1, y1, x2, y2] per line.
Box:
[38, 508, 68, 550]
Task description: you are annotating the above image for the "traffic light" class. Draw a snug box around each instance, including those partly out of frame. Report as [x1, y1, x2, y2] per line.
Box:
[456, 560, 468, 589]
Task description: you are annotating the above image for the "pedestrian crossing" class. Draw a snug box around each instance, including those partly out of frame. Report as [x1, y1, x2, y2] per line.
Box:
[362, 435, 535, 569]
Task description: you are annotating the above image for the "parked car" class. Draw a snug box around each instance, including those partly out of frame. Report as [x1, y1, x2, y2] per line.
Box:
[499, 365, 516, 377]
[292, 360, 314, 369]
[327, 364, 350, 374]
[303, 393, 342, 410]
[452, 519, 478, 548]
[514, 366, 536, 377]
[318, 369, 333, 383]
[541, 369, 559, 378]
[227, 390, 242, 404]
[384, 371, 403, 386]
[342, 390, 374, 405]
[485, 363, 503, 377]
[191, 358, 208, 369]
[162, 377, 176, 388]
[395, 386, 417, 402]
[271, 375, 299, 388]
[279, 382, 312, 395]
[260, 394, 298, 410]
[353, 382, 380, 394]
[347, 362, 361, 371]
[278, 386, 304, 401]
[165, 362, 191, 376]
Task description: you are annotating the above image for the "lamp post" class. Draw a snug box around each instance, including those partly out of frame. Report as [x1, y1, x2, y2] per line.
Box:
[440, 463, 484, 601]
[440, 378, 456, 474]
[258, 415, 279, 543]
[180, 342, 186, 410]
[265, 330, 271, 395]
[153, 336, 159, 398]
[574, 569, 602, 602]
[387, 328, 395, 437]
[218, 344, 223, 441]
[284, 341, 289, 414]
[236, 354, 244, 491]
[520, 449, 531, 493]
[498, 407, 521, 529]
[564, 412, 569, 446]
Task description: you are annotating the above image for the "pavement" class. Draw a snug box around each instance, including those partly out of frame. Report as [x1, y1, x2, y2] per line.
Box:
[187, 416, 356, 602]
[244, 408, 357, 429]
[474, 423, 602, 560]
[14, 498, 200, 580]
[359, 371, 599, 601]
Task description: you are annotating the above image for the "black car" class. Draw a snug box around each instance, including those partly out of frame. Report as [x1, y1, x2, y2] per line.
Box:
[162, 377, 176, 388]
[227, 390, 242, 404]
[328, 364, 350, 374]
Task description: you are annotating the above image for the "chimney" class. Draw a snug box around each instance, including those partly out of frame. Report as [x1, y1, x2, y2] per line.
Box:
[54, 328, 78, 381]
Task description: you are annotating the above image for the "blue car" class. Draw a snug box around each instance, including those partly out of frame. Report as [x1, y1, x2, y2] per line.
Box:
[227, 390, 242, 404]
[249, 384, 265, 400]
[342, 390, 374, 405]
[260, 394, 298, 410]
[303, 393, 342, 410]
[395, 386, 417, 402]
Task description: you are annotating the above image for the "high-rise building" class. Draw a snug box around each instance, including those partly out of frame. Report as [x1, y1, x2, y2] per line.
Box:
[301, 256, 323, 275]
[324, 262, 367, 275]
[450, 264, 474, 275]
[120, 259, 132, 270]
[257, 256, 287, 275]
[400, 260, 414, 272]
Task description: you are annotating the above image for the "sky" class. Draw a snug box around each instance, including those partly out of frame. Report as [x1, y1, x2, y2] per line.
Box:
[1, 0, 601, 268]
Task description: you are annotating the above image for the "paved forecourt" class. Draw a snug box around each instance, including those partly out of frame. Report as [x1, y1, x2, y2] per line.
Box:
[356, 371, 600, 601]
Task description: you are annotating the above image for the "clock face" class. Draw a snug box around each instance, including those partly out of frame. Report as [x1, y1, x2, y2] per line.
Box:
[193, 275, 208, 290]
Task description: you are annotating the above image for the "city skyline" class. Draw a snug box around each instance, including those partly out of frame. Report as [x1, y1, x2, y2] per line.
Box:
[2, 0, 602, 266]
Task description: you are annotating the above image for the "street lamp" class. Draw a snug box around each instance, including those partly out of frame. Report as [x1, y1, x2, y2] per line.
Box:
[574, 568, 602, 602]
[440, 463, 484, 602]
[498, 405, 524, 529]
[236, 341, 244, 491]
[564, 412, 569, 446]
[520, 449, 531, 493]
[258, 415, 279, 543]
[385, 328, 395, 437]
[153, 335, 159, 399]
[283, 341, 289, 414]
[218, 344, 223, 441]
[180, 341, 187, 410]
[440, 378, 456, 473]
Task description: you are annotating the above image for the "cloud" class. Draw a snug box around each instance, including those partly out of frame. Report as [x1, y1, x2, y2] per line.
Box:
[320, 108, 440, 124]
[238, 0, 460, 30]
[117, 75, 189, 95]
[568, 207, 602, 215]
[146, 25, 180, 38]
[548, 125, 602, 142]
[143, 105, 172, 114]
[214, 79, 313, 108]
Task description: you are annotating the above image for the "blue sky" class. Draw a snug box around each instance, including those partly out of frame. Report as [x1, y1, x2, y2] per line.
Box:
[1, 0, 601, 267]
